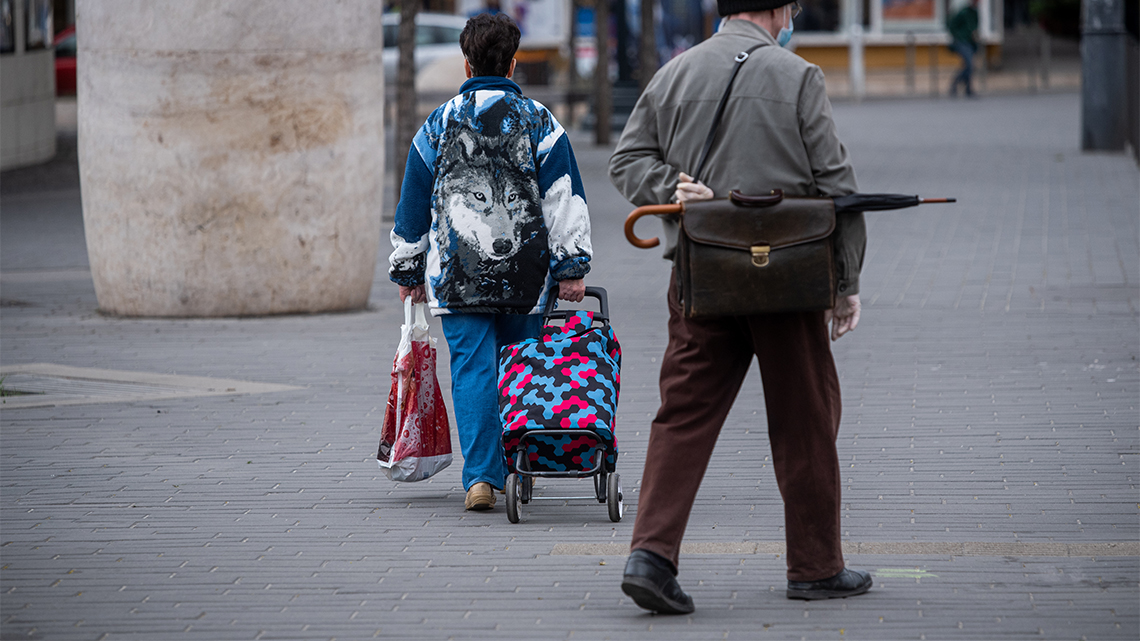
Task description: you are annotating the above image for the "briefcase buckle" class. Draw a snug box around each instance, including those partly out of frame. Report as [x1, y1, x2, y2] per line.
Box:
[751, 245, 771, 267]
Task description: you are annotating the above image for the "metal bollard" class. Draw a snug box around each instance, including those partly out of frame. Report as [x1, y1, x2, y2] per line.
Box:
[905, 31, 916, 94]
[977, 43, 987, 93]
[849, 23, 866, 100]
[928, 42, 939, 97]
[1040, 31, 1051, 89]
[1028, 29, 1039, 92]
[1080, 0, 1127, 151]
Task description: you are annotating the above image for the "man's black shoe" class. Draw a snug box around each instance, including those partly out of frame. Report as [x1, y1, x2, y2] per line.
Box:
[786, 567, 873, 600]
[621, 549, 695, 614]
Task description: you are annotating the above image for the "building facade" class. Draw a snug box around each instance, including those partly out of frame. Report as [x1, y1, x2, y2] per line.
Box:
[1, 0, 56, 170]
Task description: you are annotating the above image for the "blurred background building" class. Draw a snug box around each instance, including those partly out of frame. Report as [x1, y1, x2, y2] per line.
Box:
[2, 0, 1111, 166]
[0, 0, 67, 170]
[378, 0, 1099, 124]
[0, 0, 1132, 319]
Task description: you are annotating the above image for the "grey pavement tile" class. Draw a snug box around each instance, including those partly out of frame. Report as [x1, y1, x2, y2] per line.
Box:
[3, 92, 1139, 640]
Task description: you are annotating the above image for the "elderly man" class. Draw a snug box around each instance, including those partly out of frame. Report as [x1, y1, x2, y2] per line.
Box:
[609, 0, 871, 614]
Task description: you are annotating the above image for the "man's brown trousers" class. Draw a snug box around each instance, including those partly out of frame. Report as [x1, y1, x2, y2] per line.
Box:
[630, 277, 846, 582]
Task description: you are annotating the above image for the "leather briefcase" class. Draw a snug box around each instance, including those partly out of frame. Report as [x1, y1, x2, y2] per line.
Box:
[674, 189, 837, 318]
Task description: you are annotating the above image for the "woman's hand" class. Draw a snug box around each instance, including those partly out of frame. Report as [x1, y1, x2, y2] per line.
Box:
[399, 284, 426, 304]
[558, 279, 585, 303]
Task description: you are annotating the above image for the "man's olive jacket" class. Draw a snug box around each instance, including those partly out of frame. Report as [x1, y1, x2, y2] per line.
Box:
[609, 18, 866, 296]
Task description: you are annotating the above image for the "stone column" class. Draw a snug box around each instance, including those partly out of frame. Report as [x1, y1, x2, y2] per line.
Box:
[77, 0, 384, 316]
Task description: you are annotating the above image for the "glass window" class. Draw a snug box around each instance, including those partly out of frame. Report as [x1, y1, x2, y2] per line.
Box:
[25, 0, 52, 49]
[385, 21, 463, 47]
[436, 25, 463, 44]
[55, 32, 75, 57]
[794, 0, 841, 32]
[882, 0, 947, 31]
[1, 0, 14, 54]
[883, 0, 937, 21]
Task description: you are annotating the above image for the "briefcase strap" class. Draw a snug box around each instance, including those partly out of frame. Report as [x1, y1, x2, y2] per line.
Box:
[693, 43, 765, 183]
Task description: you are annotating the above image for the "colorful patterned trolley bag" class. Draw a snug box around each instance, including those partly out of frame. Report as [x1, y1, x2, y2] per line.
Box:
[499, 305, 621, 474]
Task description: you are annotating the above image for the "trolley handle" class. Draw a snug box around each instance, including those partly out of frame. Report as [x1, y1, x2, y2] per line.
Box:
[542, 286, 610, 325]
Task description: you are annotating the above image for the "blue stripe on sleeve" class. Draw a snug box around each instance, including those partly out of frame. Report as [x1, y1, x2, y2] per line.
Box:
[389, 145, 435, 286]
[565, 142, 586, 203]
[393, 147, 434, 243]
[412, 123, 438, 172]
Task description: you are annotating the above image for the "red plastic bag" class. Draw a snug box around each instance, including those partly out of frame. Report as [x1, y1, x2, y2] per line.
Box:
[377, 299, 452, 482]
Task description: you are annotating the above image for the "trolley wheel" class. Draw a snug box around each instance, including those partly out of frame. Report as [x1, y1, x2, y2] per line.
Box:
[506, 473, 522, 524]
[607, 473, 623, 522]
[594, 471, 607, 503]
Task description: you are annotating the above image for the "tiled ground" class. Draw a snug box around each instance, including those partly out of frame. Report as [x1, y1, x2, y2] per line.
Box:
[2, 91, 1137, 640]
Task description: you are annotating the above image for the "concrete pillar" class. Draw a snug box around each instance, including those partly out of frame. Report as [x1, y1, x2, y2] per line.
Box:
[77, 0, 384, 316]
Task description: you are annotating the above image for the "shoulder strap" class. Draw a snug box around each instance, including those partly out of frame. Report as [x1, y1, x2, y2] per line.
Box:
[693, 44, 764, 183]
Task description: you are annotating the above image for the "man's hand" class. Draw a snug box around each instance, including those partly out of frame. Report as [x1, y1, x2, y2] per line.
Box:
[824, 294, 861, 341]
[399, 284, 426, 304]
[558, 278, 585, 303]
[675, 172, 714, 203]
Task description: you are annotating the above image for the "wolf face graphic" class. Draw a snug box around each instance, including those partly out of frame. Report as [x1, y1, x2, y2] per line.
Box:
[432, 117, 548, 308]
[442, 133, 532, 261]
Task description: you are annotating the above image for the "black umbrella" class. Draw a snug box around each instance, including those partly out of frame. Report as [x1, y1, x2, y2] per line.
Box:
[832, 193, 956, 214]
[625, 190, 955, 248]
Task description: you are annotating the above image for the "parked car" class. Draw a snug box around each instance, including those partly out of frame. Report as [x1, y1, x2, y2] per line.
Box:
[382, 12, 467, 84]
[53, 25, 75, 95]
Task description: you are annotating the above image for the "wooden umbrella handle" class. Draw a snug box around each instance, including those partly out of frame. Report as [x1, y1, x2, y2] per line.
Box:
[625, 204, 683, 249]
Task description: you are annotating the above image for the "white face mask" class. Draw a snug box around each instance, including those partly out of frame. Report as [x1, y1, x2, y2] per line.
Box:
[777, 3, 794, 47]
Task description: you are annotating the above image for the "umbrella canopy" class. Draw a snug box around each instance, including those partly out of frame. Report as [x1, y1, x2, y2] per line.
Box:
[832, 193, 955, 214]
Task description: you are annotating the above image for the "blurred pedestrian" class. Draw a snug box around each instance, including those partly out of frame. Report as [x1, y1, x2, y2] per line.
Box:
[609, 0, 871, 614]
[947, 0, 980, 97]
[389, 13, 592, 511]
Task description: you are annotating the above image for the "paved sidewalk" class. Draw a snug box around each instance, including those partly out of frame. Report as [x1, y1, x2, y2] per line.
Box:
[2, 92, 1138, 640]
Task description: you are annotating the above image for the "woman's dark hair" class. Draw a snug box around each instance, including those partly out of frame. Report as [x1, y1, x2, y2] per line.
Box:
[460, 13, 520, 77]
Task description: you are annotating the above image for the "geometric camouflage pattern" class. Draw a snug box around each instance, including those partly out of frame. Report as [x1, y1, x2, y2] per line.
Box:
[498, 310, 620, 473]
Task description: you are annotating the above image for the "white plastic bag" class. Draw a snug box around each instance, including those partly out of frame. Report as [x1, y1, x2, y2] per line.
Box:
[377, 299, 453, 482]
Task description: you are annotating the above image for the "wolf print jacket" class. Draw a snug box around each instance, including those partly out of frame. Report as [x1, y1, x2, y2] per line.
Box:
[389, 76, 592, 315]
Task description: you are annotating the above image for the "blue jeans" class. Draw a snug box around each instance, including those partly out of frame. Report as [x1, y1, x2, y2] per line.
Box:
[439, 313, 542, 491]
[950, 41, 976, 96]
